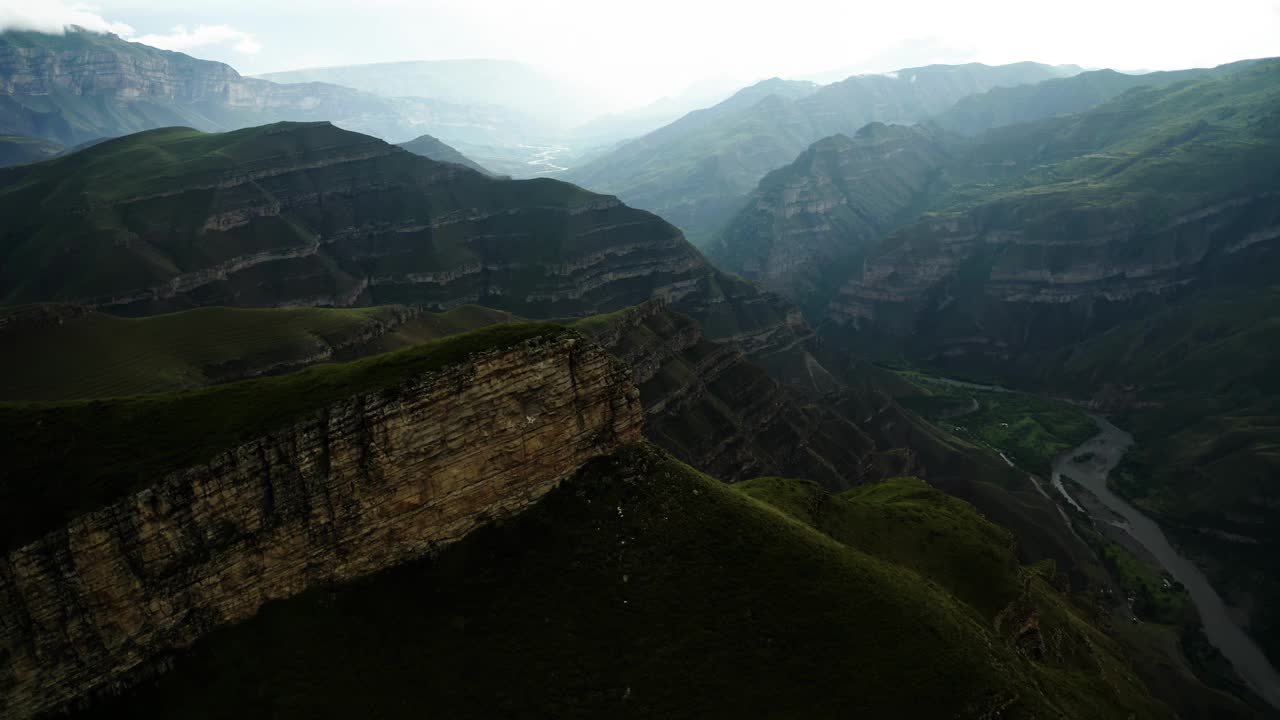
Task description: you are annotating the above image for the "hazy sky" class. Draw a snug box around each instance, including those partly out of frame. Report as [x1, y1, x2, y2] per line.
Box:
[4, 0, 1280, 109]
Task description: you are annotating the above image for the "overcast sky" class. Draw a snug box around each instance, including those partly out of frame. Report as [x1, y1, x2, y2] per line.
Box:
[3, 0, 1280, 109]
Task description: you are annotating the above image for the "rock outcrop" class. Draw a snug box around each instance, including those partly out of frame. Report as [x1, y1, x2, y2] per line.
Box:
[0, 332, 642, 719]
[580, 300, 887, 489]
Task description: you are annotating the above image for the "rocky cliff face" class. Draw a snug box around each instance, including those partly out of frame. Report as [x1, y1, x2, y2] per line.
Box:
[0, 333, 642, 719]
[0, 31, 235, 100]
[580, 301, 894, 489]
[710, 124, 949, 313]
[828, 191, 1280, 356]
[0, 29, 519, 147]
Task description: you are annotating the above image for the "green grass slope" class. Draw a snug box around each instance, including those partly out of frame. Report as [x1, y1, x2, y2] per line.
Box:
[0, 303, 515, 400]
[76, 445, 1169, 719]
[934, 62, 1255, 136]
[0, 120, 806, 366]
[0, 322, 564, 551]
[0, 134, 63, 167]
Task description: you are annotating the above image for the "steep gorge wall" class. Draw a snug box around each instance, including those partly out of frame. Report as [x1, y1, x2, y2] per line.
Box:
[0, 335, 642, 719]
[828, 191, 1280, 356]
[580, 301, 880, 489]
[710, 124, 949, 313]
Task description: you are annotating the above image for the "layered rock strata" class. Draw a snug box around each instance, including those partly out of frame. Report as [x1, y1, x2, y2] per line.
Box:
[0, 121, 813, 364]
[580, 300, 880, 488]
[0, 334, 642, 719]
[828, 192, 1280, 355]
[710, 124, 948, 312]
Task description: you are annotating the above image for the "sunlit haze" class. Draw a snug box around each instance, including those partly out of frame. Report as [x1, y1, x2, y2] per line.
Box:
[2, 0, 1279, 111]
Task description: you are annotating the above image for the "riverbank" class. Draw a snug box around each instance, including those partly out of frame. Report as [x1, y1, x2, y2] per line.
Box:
[1050, 415, 1280, 710]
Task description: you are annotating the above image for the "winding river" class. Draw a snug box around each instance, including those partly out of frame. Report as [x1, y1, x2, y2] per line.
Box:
[923, 374, 1280, 707]
[1052, 414, 1280, 708]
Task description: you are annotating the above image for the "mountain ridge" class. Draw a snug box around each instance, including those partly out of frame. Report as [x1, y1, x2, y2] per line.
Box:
[564, 61, 1074, 244]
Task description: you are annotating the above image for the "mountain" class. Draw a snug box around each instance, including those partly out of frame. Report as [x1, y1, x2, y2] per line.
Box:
[0, 29, 533, 149]
[0, 320, 1169, 718]
[0, 120, 812, 367]
[397, 133, 492, 174]
[935, 60, 1260, 136]
[710, 60, 1280, 325]
[829, 59, 1280, 354]
[564, 62, 1074, 245]
[256, 59, 601, 132]
[568, 75, 763, 146]
[708, 123, 950, 314]
[0, 110, 1134, 589]
[0, 303, 516, 399]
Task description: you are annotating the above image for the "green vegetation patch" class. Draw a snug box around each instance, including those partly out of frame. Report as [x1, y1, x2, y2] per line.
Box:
[736, 475, 1022, 617]
[0, 304, 516, 401]
[0, 322, 565, 551]
[897, 375, 1097, 476]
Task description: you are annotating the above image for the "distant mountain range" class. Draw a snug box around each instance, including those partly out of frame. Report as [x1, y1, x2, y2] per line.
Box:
[256, 59, 603, 134]
[709, 58, 1268, 317]
[563, 62, 1079, 244]
[0, 29, 548, 152]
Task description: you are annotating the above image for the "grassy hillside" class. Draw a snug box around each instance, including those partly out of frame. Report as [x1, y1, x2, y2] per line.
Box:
[0, 304, 515, 400]
[0, 120, 805, 367]
[0, 134, 63, 167]
[0, 322, 565, 551]
[76, 445, 1169, 719]
[921, 59, 1280, 227]
[934, 62, 1254, 136]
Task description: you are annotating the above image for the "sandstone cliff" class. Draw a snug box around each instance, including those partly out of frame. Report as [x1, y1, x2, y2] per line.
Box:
[0, 331, 642, 719]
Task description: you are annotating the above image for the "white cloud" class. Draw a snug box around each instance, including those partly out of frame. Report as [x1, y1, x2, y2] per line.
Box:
[0, 4, 261, 56]
[0, 1, 134, 36]
[133, 24, 262, 54]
